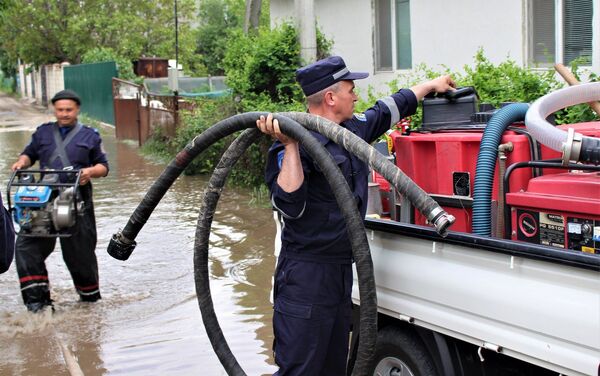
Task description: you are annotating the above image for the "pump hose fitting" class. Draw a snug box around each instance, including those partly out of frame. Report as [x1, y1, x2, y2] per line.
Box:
[107, 231, 137, 261]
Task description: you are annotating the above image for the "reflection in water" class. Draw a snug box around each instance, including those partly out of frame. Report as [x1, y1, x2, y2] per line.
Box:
[0, 129, 277, 375]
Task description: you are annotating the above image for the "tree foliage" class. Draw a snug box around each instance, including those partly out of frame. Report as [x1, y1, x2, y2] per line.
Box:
[223, 23, 303, 105]
[0, 0, 202, 74]
[195, 0, 246, 76]
[82, 47, 136, 81]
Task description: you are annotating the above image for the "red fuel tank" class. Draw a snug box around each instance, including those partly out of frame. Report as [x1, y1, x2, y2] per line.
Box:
[391, 128, 534, 232]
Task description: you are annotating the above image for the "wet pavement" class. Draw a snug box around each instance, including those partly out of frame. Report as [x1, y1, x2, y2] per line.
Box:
[0, 94, 278, 375]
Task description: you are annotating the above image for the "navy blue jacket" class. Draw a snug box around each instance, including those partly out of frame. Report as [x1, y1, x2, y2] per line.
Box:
[266, 89, 417, 263]
[21, 122, 109, 171]
[0, 192, 15, 273]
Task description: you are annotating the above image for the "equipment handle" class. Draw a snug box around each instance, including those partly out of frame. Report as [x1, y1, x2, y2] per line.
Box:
[445, 86, 475, 100]
[554, 63, 600, 116]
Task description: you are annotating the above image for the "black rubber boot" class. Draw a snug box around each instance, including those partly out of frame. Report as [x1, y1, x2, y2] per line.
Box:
[80, 292, 101, 302]
[26, 300, 54, 313]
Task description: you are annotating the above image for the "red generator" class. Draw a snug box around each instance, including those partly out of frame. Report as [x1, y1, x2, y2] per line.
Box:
[506, 171, 600, 253]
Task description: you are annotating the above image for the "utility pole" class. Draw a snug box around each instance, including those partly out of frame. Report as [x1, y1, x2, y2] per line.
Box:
[172, 0, 179, 128]
[295, 0, 317, 64]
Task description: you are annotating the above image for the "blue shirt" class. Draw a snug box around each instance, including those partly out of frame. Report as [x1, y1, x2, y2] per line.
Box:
[266, 89, 417, 263]
[21, 122, 109, 171]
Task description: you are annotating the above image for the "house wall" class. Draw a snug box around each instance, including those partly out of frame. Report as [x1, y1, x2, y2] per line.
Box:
[19, 63, 67, 107]
[45, 63, 66, 103]
[271, 0, 375, 93]
[271, 0, 599, 94]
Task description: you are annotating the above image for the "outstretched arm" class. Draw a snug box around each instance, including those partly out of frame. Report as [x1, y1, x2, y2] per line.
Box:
[410, 75, 456, 101]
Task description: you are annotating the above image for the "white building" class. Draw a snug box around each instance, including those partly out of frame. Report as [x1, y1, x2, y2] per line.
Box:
[270, 0, 599, 93]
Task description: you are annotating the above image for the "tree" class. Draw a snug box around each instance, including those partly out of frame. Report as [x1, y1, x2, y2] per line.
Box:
[244, 0, 261, 35]
[196, 0, 245, 76]
[0, 0, 202, 74]
[196, 0, 271, 76]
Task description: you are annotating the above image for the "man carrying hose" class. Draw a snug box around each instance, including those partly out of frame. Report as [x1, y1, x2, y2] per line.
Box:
[10, 89, 109, 313]
[256, 55, 455, 375]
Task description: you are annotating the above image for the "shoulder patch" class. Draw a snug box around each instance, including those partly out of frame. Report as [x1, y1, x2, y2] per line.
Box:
[277, 150, 285, 169]
[354, 113, 367, 122]
[83, 125, 100, 134]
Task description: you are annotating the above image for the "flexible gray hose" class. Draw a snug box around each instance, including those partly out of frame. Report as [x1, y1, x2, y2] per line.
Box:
[107, 113, 376, 374]
[108, 111, 455, 375]
[193, 117, 376, 375]
[194, 129, 261, 375]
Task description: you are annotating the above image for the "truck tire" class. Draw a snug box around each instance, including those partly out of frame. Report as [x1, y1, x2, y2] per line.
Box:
[369, 326, 438, 376]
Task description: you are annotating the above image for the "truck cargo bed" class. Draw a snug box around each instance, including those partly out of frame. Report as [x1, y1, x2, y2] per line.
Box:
[352, 219, 600, 375]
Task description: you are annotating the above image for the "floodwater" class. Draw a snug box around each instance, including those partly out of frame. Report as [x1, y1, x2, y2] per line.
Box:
[0, 128, 279, 375]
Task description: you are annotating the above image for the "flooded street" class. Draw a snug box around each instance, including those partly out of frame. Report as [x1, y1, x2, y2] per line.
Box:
[0, 101, 278, 375]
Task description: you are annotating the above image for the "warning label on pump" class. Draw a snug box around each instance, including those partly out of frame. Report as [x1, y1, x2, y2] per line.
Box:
[539, 212, 565, 248]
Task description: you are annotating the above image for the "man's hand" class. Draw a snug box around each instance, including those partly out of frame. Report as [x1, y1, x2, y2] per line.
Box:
[256, 114, 296, 145]
[78, 164, 108, 185]
[428, 75, 457, 94]
[257, 113, 303, 192]
[410, 75, 457, 101]
[79, 167, 92, 185]
[11, 155, 31, 171]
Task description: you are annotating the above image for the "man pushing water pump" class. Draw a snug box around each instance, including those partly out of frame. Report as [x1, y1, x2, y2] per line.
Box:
[9, 89, 109, 313]
[256, 56, 455, 375]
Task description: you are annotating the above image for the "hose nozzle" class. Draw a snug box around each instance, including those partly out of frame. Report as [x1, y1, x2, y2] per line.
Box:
[430, 208, 455, 237]
[107, 231, 137, 261]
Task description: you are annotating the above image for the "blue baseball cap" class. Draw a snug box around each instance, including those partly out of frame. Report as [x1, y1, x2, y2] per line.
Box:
[296, 56, 369, 96]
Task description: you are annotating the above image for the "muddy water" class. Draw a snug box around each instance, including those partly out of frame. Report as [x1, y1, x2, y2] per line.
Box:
[0, 129, 278, 375]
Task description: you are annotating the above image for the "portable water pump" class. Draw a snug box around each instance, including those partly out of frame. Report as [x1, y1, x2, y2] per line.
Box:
[6, 169, 83, 237]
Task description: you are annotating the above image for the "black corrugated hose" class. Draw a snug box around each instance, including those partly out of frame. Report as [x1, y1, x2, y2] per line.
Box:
[107, 112, 454, 376]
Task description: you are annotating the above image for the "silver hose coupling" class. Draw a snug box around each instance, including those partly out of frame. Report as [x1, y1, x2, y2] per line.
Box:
[429, 207, 455, 237]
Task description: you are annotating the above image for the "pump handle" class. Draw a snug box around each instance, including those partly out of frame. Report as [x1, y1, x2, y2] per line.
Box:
[445, 86, 475, 100]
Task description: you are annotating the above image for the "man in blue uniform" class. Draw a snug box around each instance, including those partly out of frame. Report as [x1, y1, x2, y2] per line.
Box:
[11, 89, 109, 312]
[257, 56, 455, 375]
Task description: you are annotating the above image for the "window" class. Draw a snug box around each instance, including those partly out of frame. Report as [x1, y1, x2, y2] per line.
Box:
[530, 0, 594, 65]
[563, 0, 593, 64]
[530, 0, 555, 64]
[375, 0, 412, 71]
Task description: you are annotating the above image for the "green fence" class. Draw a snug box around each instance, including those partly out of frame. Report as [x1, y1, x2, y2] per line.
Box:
[64, 62, 117, 125]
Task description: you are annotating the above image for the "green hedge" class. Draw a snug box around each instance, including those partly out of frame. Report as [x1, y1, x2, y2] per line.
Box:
[145, 42, 599, 189]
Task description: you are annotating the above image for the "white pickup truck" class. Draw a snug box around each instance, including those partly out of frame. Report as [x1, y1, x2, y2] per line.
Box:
[349, 85, 600, 376]
[350, 220, 599, 376]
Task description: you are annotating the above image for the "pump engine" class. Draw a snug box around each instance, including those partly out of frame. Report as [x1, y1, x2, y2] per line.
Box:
[7, 170, 83, 237]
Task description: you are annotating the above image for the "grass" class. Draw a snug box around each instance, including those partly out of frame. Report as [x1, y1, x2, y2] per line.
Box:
[78, 114, 113, 137]
[248, 184, 272, 208]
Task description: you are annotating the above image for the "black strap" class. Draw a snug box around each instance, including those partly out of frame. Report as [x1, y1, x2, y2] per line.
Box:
[50, 122, 83, 169]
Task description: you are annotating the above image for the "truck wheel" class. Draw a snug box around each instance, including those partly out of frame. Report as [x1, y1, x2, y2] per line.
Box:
[369, 326, 438, 376]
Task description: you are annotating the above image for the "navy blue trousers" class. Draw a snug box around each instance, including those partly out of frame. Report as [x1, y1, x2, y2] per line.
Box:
[273, 256, 352, 376]
[15, 204, 100, 307]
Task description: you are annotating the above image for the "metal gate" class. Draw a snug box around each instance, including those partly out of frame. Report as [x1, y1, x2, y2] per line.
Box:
[112, 78, 179, 145]
[112, 78, 142, 144]
[64, 62, 117, 124]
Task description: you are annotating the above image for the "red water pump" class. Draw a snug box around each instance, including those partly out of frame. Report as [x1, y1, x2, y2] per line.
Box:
[373, 87, 600, 254]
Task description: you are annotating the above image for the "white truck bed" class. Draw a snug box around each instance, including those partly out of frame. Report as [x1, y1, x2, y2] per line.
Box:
[352, 220, 600, 376]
